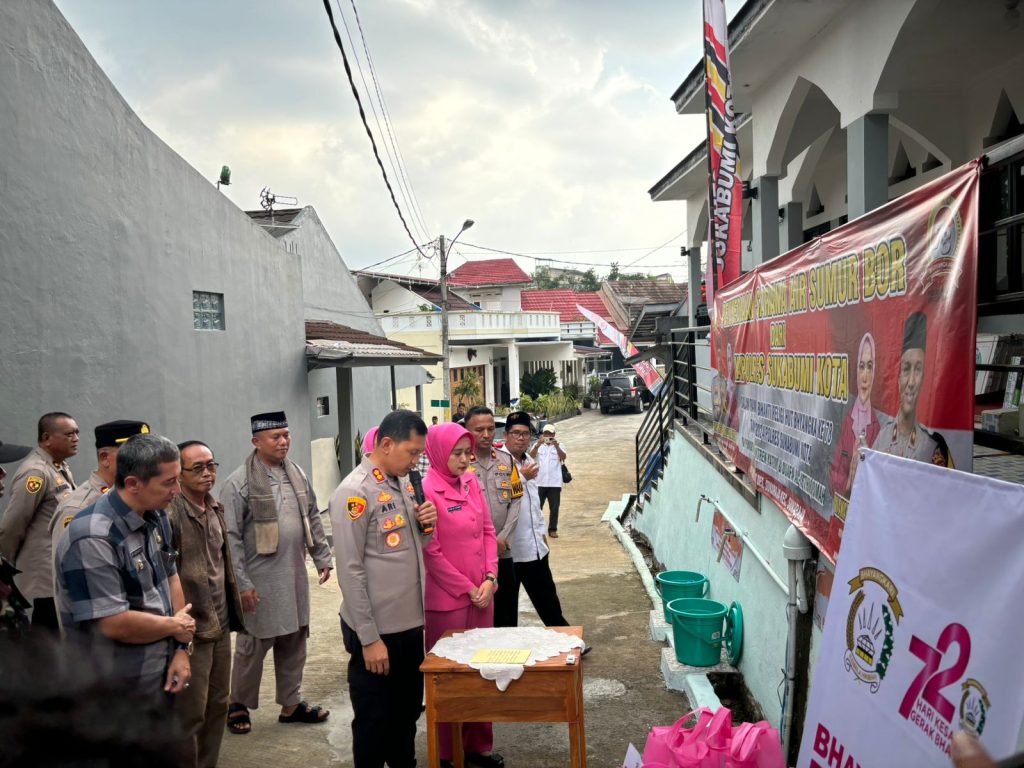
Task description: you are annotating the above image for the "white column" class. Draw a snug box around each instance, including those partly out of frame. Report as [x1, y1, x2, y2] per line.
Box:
[483, 358, 495, 407]
[508, 342, 521, 402]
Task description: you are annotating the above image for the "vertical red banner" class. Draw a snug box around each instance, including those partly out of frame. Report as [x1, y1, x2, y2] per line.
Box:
[703, 0, 743, 311]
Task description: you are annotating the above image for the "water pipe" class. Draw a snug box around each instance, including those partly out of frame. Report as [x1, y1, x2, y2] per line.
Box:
[696, 494, 789, 595]
[781, 524, 813, 759]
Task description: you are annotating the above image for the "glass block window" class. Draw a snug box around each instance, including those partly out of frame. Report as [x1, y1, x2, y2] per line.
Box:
[193, 291, 225, 331]
[316, 396, 330, 417]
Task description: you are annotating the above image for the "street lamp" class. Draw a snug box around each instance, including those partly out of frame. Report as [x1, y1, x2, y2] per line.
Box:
[439, 219, 474, 415]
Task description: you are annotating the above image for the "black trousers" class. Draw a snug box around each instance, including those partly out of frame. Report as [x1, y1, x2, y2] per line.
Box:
[30, 597, 59, 632]
[537, 486, 561, 532]
[493, 557, 519, 628]
[342, 621, 424, 768]
[513, 555, 568, 627]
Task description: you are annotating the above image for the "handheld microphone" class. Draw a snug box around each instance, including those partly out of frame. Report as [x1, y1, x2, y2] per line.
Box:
[408, 469, 433, 535]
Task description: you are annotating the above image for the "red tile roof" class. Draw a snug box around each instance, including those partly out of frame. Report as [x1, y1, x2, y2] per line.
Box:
[449, 258, 532, 287]
[519, 290, 624, 346]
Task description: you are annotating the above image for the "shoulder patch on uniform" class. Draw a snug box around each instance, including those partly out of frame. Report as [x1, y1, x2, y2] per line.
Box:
[25, 476, 44, 494]
[372, 468, 385, 483]
[61, 514, 75, 529]
[347, 497, 367, 521]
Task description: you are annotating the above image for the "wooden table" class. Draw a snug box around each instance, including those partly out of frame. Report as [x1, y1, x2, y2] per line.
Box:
[421, 626, 587, 768]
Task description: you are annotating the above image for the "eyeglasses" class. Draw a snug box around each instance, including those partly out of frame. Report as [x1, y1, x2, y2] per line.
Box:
[505, 430, 532, 438]
[183, 461, 219, 474]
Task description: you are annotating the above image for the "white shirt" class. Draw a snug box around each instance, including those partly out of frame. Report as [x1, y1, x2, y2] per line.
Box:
[535, 441, 566, 488]
[510, 455, 549, 564]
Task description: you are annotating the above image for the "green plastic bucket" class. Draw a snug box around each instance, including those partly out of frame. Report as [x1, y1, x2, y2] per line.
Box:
[667, 597, 728, 667]
[656, 571, 709, 622]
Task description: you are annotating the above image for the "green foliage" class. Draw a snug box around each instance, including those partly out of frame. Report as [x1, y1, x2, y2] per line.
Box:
[536, 390, 579, 419]
[453, 370, 481, 404]
[587, 375, 602, 399]
[607, 261, 655, 282]
[562, 383, 582, 399]
[530, 266, 600, 292]
[417, 303, 432, 312]
[516, 393, 538, 414]
[520, 368, 558, 397]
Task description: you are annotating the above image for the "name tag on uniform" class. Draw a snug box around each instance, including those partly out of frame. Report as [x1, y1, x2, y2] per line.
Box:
[446, 504, 462, 513]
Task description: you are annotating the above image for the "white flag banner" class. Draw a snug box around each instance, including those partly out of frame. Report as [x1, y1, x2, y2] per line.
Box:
[576, 303, 663, 393]
[798, 450, 1024, 766]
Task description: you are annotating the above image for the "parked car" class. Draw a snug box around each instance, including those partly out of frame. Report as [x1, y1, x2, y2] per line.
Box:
[599, 374, 646, 414]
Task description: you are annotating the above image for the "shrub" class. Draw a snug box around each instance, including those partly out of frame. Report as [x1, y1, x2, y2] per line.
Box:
[520, 368, 558, 398]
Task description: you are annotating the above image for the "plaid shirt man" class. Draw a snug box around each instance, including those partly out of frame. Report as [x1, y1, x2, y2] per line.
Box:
[55, 489, 178, 691]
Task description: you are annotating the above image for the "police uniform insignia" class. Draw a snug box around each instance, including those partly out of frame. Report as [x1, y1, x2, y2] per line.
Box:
[382, 517, 395, 531]
[25, 476, 44, 494]
[155, 532, 164, 547]
[498, 464, 509, 472]
[61, 514, 74, 529]
[372, 468, 385, 483]
[394, 514, 406, 528]
[385, 531, 402, 549]
[491, 450, 497, 460]
[501, 491, 509, 500]
[133, 555, 146, 572]
[406, 483, 414, 495]
[467, 467, 478, 473]
[469, 453, 477, 462]
[100, 486, 110, 494]
[378, 491, 393, 503]
[347, 496, 367, 521]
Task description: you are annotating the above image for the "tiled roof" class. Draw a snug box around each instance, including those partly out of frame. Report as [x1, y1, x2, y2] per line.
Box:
[305, 320, 441, 367]
[449, 258, 532, 287]
[603, 279, 688, 304]
[416, 286, 479, 312]
[520, 290, 624, 346]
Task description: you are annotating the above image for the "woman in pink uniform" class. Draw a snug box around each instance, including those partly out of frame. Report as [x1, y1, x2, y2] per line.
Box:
[422, 422, 502, 768]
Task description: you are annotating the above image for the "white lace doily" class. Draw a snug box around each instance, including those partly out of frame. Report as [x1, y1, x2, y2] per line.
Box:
[429, 627, 584, 690]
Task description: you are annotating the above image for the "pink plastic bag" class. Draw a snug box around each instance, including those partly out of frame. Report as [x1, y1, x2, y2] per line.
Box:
[641, 708, 715, 766]
[727, 721, 785, 768]
[669, 706, 732, 768]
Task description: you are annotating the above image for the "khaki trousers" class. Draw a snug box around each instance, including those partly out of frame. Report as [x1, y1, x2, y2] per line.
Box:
[229, 627, 307, 709]
[177, 630, 231, 768]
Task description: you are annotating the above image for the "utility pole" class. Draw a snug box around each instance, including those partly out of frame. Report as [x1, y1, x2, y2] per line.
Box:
[438, 220, 474, 419]
[439, 233, 451, 414]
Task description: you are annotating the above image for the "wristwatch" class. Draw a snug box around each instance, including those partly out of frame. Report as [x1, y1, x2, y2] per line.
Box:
[175, 641, 194, 656]
[484, 574, 497, 585]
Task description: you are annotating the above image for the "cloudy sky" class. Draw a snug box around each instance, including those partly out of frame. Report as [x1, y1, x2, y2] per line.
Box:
[55, 0, 710, 281]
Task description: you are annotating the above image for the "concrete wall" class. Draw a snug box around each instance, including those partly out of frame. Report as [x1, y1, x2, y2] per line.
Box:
[633, 431, 793, 729]
[372, 280, 431, 314]
[0, 0, 312, 487]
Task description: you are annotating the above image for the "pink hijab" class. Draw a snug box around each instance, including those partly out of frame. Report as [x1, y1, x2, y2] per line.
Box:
[361, 426, 379, 456]
[424, 423, 475, 487]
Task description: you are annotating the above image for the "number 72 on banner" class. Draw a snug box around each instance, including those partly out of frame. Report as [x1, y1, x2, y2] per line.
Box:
[898, 623, 991, 746]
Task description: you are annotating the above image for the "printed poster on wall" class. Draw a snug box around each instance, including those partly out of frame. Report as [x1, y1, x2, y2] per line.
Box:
[711, 160, 980, 562]
[797, 450, 1024, 766]
[711, 507, 743, 582]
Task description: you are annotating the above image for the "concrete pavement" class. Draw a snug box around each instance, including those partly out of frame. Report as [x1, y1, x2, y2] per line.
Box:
[218, 408, 689, 767]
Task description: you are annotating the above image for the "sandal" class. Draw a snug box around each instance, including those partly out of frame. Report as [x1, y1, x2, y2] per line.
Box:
[226, 703, 251, 735]
[278, 700, 330, 724]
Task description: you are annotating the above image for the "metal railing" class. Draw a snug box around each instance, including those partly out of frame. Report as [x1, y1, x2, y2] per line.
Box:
[634, 323, 714, 496]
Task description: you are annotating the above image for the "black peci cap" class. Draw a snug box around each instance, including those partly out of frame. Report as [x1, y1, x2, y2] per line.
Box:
[902, 312, 928, 354]
[251, 411, 288, 434]
[504, 411, 534, 433]
[95, 420, 150, 449]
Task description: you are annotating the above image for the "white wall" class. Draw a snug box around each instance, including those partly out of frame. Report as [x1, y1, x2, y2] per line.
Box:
[372, 280, 431, 314]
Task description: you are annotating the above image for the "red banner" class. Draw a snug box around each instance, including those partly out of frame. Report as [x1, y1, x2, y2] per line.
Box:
[704, 0, 743, 309]
[711, 160, 980, 563]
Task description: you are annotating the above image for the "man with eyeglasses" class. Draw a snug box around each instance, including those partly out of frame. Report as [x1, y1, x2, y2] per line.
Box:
[167, 441, 244, 767]
[51, 421, 151, 561]
[0, 412, 79, 630]
[501, 411, 570, 628]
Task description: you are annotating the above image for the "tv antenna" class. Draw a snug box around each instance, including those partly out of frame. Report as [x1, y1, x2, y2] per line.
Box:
[260, 187, 298, 213]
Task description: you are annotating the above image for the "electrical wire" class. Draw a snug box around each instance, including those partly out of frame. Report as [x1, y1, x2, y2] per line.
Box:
[335, 0, 430, 244]
[321, 0, 428, 259]
[622, 227, 688, 268]
[346, 0, 432, 240]
[357, 241, 435, 272]
[458, 241, 687, 270]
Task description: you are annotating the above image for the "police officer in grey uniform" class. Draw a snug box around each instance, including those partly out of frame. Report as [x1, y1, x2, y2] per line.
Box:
[464, 406, 521, 628]
[330, 410, 437, 768]
[0, 412, 79, 629]
[51, 420, 150, 554]
[871, 311, 953, 467]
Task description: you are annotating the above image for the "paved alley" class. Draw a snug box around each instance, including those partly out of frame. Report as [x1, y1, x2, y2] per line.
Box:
[219, 409, 688, 767]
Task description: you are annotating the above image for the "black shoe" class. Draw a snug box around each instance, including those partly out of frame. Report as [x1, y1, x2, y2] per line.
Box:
[581, 645, 592, 657]
[466, 752, 505, 768]
[440, 761, 454, 768]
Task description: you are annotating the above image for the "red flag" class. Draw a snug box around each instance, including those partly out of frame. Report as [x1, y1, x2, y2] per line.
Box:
[703, 0, 743, 310]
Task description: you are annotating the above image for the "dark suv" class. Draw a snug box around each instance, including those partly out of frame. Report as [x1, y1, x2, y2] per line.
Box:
[599, 374, 646, 414]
